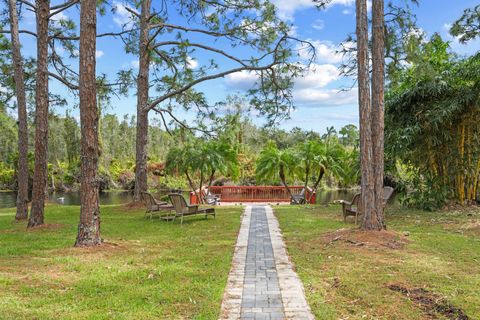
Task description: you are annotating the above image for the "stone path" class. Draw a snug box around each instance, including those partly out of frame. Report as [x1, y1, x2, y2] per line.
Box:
[219, 206, 314, 320]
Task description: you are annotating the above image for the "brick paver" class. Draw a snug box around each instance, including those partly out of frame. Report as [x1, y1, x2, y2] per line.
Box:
[220, 206, 314, 320]
[241, 206, 285, 319]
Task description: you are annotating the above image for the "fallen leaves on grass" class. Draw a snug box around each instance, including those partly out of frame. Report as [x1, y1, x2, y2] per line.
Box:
[322, 228, 410, 250]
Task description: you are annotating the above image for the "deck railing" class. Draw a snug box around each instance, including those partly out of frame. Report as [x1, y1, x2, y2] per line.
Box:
[190, 186, 316, 204]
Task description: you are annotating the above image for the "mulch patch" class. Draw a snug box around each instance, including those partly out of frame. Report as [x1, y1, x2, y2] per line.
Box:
[388, 284, 469, 320]
[322, 228, 409, 249]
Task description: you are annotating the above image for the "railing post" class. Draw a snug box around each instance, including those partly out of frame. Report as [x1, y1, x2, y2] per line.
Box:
[190, 191, 197, 205]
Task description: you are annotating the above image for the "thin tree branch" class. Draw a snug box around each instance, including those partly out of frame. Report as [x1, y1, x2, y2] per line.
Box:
[18, 0, 35, 11]
[0, 29, 37, 37]
[49, 0, 79, 17]
[48, 72, 79, 90]
[50, 29, 136, 41]
[153, 41, 248, 66]
[147, 62, 277, 111]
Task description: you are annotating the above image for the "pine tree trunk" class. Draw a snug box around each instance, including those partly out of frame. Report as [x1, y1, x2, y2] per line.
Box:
[369, 0, 386, 230]
[356, 0, 376, 229]
[28, 0, 50, 228]
[133, 0, 151, 202]
[8, 0, 29, 221]
[75, 0, 101, 247]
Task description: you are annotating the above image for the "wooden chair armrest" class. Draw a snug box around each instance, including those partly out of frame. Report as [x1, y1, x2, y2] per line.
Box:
[340, 200, 352, 207]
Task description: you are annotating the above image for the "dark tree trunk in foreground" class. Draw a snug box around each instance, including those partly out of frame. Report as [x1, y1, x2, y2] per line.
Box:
[75, 0, 101, 246]
[8, 0, 29, 220]
[133, 0, 152, 202]
[355, 0, 377, 228]
[368, 0, 386, 230]
[28, 0, 50, 228]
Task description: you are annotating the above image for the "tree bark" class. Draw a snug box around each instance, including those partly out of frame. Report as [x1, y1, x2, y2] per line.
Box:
[75, 0, 101, 247]
[356, 0, 376, 229]
[370, 0, 386, 230]
[133, 0, 151, 202]
[28, 0, 50, 228]
[8, 0, 29, 221]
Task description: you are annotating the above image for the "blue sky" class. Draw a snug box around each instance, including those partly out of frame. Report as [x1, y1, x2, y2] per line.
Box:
[6, 0, 480, 134]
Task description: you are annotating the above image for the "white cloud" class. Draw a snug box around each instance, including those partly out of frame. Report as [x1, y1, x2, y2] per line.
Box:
[113, 2, 137, 28]
[186, 57, 198, 69]
[295, 64, 339, 89]
[342, 9, 352, 15]
[50, 10, 68, 27]
[270, 0, 314, 21]
[225, 70, 258, 90]
[312, 19, 325, 30]
[298, 40, 343, 64]
[224, 63, 350, 107]
[271, 0, 363, 20]
[293, 87, 358, 105]
[95, 50, 104, 58]
[50, 10, 68, 21]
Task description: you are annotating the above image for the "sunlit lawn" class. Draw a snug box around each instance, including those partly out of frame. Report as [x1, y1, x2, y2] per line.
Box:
[0, 204, 243, 319]
[275, 204, 480, 320]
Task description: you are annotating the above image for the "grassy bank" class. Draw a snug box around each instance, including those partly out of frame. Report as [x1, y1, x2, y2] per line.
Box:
[275, 205, 480, 319]
[0, 204, 242, 319]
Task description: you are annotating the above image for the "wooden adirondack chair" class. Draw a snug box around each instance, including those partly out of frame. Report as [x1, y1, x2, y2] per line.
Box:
[203, 189, 221, 205]
[168, 193, 216, 224]
[290, 188, 306, 204]
[341, 186, 395, 224]
[141, 192, 173, 219]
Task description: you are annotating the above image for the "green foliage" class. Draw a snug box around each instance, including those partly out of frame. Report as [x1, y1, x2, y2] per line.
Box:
[338, 124, 359, 148]
[399, 173, 450, 211]
[0, 162, 15, 188]
[386, 35, 480, 207]
[166, 135, 240, 191]
[255, 141, 297, 185]
[256, 138, 358, 189]
[0, 110, 17, 165]
[450, 4, 480, 43]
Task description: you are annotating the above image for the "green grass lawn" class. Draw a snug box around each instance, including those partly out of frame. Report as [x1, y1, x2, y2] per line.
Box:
[275, 204, 480, 320]
[0, 204, 243, 320]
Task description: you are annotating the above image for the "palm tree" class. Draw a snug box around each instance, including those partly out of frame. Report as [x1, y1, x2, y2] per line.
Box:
[256, 141, 297, 199]
[166, 137, 239, 204]
[296, 140, 323, 202]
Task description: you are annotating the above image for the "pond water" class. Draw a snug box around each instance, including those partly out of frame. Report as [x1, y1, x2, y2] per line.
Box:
[0, 189, 360, 208]
[0, 190, 175, 208]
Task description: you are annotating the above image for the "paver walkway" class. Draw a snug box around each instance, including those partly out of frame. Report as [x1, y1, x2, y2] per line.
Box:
[219, 206, 314, 320]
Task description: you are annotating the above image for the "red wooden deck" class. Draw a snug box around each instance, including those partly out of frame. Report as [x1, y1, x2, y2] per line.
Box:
[190, 186, 316, 204]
